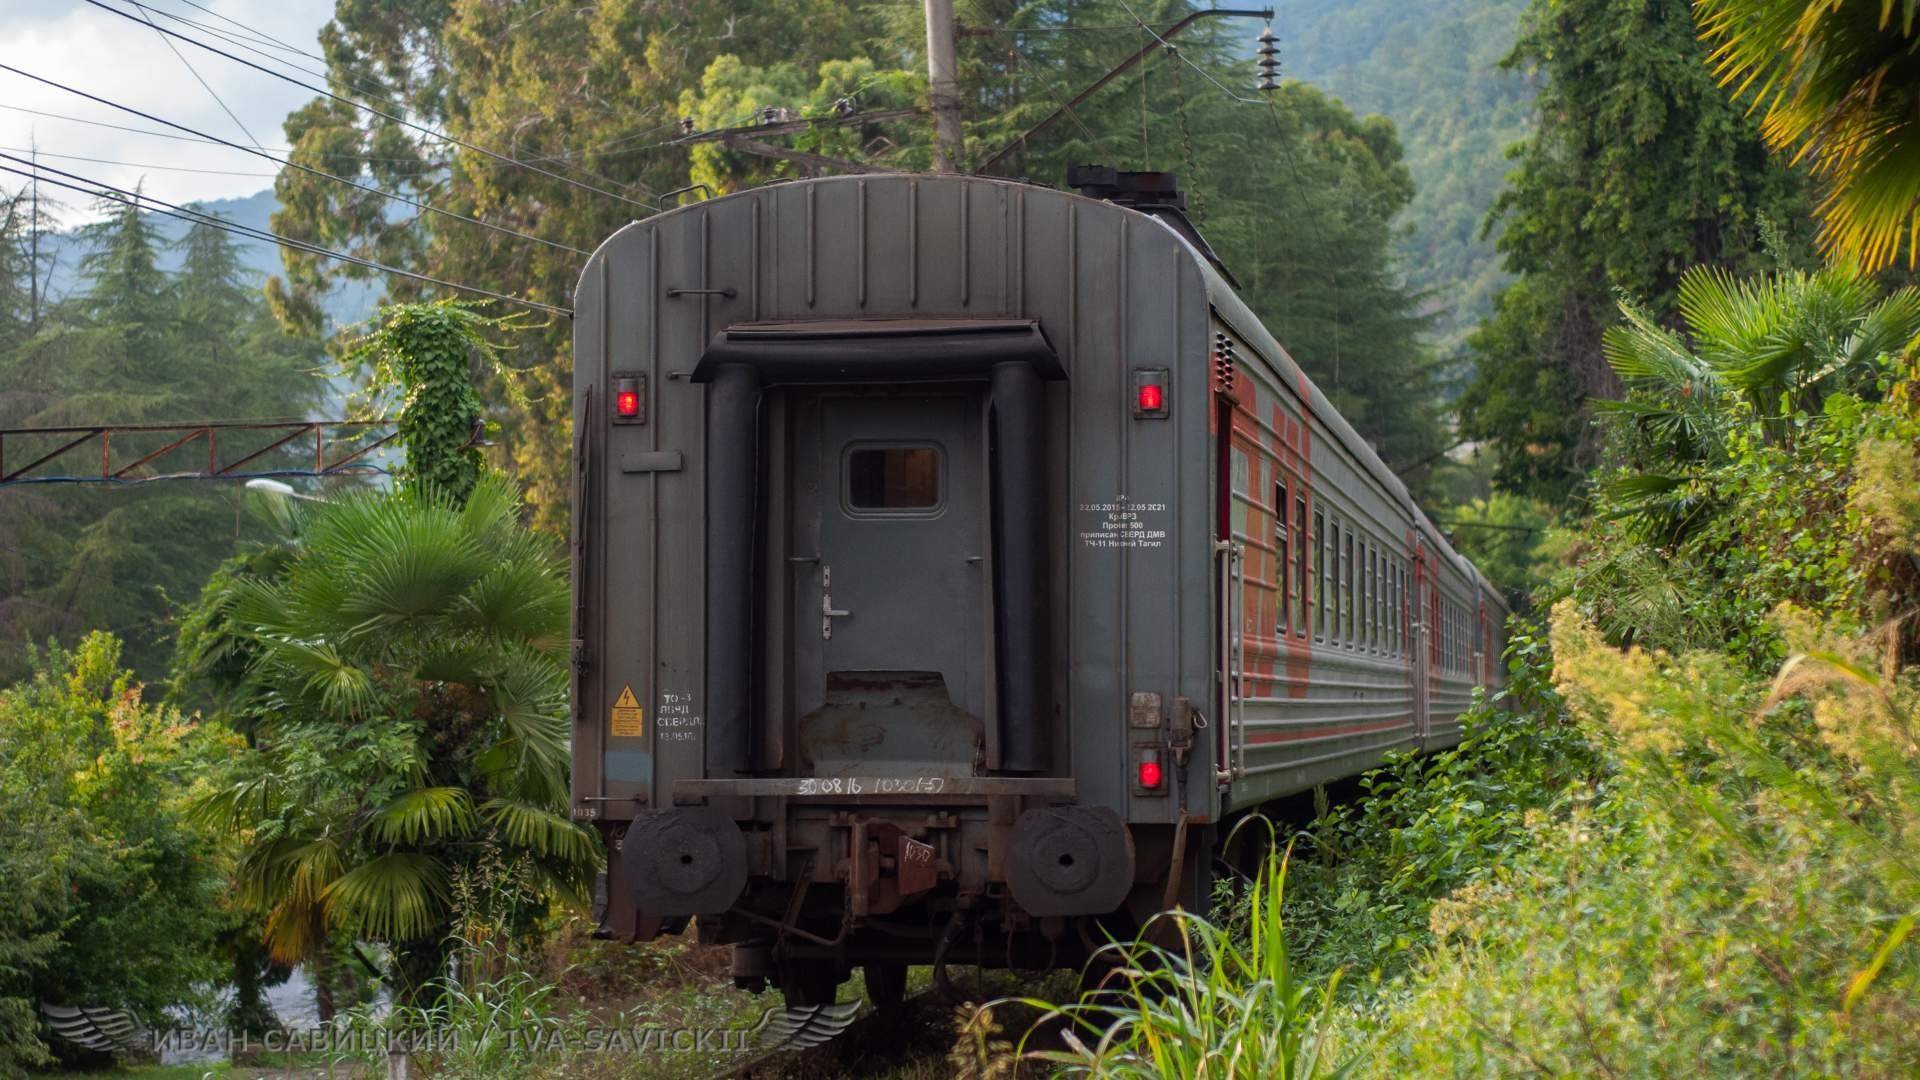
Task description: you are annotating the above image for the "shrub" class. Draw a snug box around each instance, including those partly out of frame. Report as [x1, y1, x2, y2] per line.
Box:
[1285, 625, 1600, 988]
[0, 633, 235, 1068]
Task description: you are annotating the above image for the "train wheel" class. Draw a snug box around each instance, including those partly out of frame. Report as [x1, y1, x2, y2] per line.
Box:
[863, 961, 908, 1010]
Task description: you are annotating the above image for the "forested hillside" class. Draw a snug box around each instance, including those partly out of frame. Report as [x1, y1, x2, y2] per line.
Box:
[0, 197, 326, 682]
[1271, 0, 1533, 349]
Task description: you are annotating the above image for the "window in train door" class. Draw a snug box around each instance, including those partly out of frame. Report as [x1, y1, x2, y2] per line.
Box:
[1294, 496, 1309, 638]
[1314, 510, 1328, 641]
[1275, 481, 1290, 635]
[1397, 564, 1413, 657]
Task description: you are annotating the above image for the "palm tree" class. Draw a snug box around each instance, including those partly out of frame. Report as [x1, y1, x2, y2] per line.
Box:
[198, 474, 597, 1004]
[1696, 0, 1920, 270]
[1596, 264, 1920, 538]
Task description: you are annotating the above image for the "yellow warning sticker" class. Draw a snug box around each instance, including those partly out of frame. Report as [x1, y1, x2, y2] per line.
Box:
[610, 684, 645, 737]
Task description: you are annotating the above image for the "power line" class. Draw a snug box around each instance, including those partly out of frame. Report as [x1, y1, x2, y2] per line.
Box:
[0, 104, 440, 167]
[81, 0, 658, 208]
[1115, 0, 1266, 106]
[0, 146, 277, 177]
[0, 159, 571, 317]
[135, 0, 656, 145]
[0, 64, 589, 256]
[134, 1, 266, 150]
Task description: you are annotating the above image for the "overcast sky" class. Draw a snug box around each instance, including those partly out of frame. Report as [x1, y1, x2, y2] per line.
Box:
[0, 0, 336, 221]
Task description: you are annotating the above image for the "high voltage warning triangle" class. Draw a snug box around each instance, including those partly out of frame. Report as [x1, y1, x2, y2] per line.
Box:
[610, 684, 644, 737]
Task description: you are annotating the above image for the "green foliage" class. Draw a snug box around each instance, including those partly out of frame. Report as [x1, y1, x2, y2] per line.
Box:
[1001, 844, 1357, 1079]
[346, 300, 533, 507]
[194, 474, 596, 1003]
[1361, 600, 1920, 1075]
[1436, 492, 1563, 604]
[1556, 268, 1920, 664]
[1458, 0, 1815, 503]
[1285, 628, 1598, 987]
[0, 197, 323, 683]
[1697, 0, 1920, 271]
[0, 632, 235, 1070]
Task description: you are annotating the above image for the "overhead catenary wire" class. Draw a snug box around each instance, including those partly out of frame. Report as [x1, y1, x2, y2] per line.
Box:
[134, 1, 266, 151]
[0, 63, 590, 257]
[0, 146, 277, 177]
[1114, 0, 1266, 106]
[130, 0, 664, 150]
[0, 158, 572, 317]
[0, 104, 441, 167]
[78, 0, 659, 207]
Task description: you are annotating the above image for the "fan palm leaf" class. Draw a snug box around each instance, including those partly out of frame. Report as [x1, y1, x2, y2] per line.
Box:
[365, 787, 478, 846]
[322, 852, 451, 943]
[1697, 0, 1920, 269]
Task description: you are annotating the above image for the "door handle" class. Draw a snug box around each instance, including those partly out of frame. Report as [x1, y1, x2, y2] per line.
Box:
[820, 564, 850, 639]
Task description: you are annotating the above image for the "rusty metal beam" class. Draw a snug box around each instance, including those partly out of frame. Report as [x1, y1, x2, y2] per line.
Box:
[0, 419, 397, 486]
[2, 429, 100, 484]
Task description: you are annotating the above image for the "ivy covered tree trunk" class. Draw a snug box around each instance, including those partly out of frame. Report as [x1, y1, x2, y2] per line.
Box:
[349, 301, 529, 508]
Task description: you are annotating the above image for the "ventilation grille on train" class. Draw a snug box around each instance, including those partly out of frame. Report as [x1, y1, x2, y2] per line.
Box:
[1212, 332, 1238, 394]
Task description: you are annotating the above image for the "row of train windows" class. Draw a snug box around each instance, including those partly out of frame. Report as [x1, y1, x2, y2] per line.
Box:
[1273, 480, 1408, 657]
[1271, 479, 1480, 674]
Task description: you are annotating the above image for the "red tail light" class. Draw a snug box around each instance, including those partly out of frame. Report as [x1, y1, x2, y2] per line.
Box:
[1138, 759, 1164, 790]
[612, 375, 644, 424]
[1137, 383, 1163, 412]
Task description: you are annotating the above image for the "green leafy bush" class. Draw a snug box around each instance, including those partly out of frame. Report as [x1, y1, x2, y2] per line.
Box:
[0, 633, 234, 1070]
[1286, 627, 1598, 989]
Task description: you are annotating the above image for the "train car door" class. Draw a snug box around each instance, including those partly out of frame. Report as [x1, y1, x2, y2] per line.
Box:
[788, 389, 988, 776]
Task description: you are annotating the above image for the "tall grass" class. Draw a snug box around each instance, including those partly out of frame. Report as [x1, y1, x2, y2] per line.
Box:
[1003, 842, 1359, 1079]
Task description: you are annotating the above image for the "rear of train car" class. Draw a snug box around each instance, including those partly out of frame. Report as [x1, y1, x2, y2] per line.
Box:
[569, 171, 1506, 1003]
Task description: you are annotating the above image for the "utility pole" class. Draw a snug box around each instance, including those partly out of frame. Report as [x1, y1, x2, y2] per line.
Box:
[923, 0, 963, 172]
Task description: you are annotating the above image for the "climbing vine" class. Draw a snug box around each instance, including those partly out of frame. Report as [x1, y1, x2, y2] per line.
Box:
[347, 300, 537, 506]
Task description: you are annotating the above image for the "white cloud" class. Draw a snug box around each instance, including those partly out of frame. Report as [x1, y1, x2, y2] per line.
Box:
[0, 0, 337, 220]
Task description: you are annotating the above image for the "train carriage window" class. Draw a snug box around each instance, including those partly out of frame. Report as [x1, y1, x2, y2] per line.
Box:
[1392, 563, 1402, 656]
[1359, 545, 1374, 645]
[1361, 544, 1372, 651]
[1295, 496, 1309, 638]
[1343, 529, 1355, 646]
[1366, 546, 1378, 651]
[1374, 550, 1384, 652]
[1275, 481, 1290, 635]
[845, 444, 942, 512]
[1315, 510, 1328, 641]
[1330, 522, 1343, 647]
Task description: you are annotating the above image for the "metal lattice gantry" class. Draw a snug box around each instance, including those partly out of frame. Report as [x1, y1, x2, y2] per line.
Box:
[0, 419, 399, 487]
